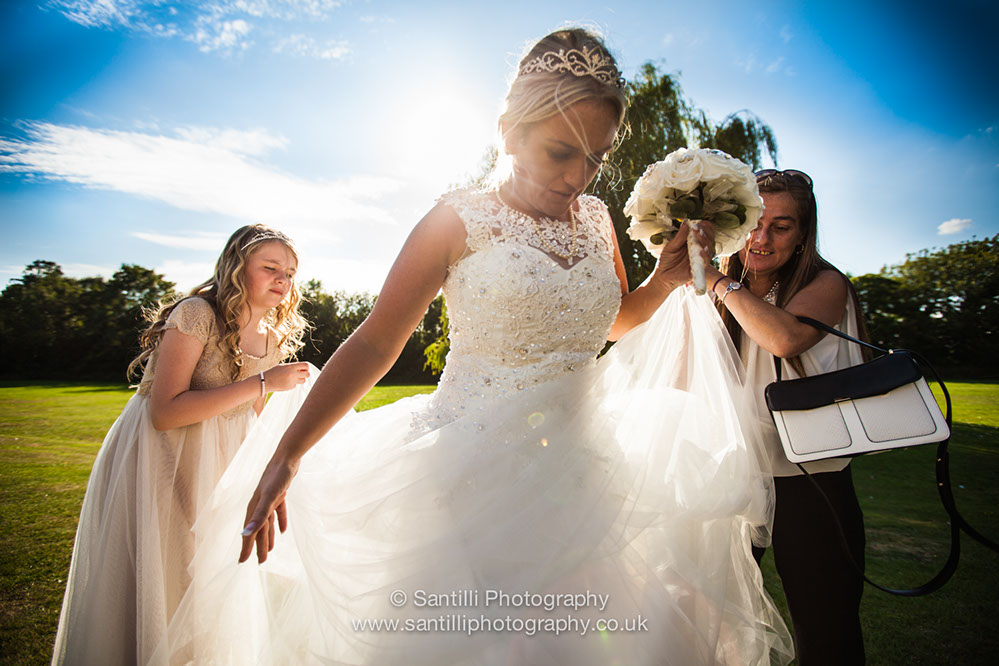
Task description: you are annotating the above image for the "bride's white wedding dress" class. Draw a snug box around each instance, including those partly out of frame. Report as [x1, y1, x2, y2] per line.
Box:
[156, 189, 792, 665]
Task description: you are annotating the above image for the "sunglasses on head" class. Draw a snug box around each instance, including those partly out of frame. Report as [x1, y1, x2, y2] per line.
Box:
[755, 169, 813, 188]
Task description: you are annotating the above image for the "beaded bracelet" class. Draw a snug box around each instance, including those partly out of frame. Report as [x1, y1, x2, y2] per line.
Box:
[259, 371, 266, 399]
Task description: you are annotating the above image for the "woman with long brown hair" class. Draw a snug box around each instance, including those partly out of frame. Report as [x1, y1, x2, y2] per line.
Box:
[705, 169, 868, 664]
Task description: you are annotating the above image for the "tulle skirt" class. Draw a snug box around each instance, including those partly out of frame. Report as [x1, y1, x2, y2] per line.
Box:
[157, 288, 793, 665]
[52, 396, 256, 665]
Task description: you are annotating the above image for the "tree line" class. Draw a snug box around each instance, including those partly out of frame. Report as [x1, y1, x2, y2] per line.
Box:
[2, 234, 994, 381]
[2, 63, 994, 380]
[852, 234, 998, 376]
[0, 262, 445, 382]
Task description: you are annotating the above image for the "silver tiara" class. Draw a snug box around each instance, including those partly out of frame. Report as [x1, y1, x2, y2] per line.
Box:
[241, 229, 293, 252]
[519, 46, 625, 89]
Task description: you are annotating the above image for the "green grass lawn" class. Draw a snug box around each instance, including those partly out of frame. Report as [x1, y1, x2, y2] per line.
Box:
[1, 380, 996, 664]
[757, 381, 999, 664]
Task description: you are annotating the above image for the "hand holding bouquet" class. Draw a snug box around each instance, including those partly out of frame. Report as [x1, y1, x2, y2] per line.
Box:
[623, 148, 763, 294]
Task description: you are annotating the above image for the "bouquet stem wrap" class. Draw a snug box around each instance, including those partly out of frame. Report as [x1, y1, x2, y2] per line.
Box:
[686, 220, 706, 295]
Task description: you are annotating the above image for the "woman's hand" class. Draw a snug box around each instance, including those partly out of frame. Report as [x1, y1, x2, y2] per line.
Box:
[239, 454, 299, 564]
[264, 362, 310, 392]
[236, 202, 469, 564]
[648, 221, 714, 294]
[609, 221, 715, 340]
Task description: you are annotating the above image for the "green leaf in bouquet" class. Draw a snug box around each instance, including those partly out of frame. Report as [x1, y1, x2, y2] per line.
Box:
[693, 193, 705, 219]
[650, 232, 665, 245]
[733, 203, 747, 224]
[669, 198, 697, 220]
[712, 211, 742, 229]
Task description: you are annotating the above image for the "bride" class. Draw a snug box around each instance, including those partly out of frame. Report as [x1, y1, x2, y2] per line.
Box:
[159, 27, 792, 665]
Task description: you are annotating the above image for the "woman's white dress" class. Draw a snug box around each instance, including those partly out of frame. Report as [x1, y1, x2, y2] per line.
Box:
[52, 298, 284, 665]
[158, 190, 793, 665]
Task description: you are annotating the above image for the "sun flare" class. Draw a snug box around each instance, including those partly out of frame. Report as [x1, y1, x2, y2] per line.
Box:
[387, 83, 497, 190]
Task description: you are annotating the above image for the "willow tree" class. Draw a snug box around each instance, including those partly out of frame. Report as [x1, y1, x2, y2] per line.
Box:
[591, 62, 778, 289]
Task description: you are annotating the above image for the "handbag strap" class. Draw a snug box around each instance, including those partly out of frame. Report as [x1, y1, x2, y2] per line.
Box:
[794, 315, 888, 354]
[770, 315, 888, 382]
[771, 319, 998, 596]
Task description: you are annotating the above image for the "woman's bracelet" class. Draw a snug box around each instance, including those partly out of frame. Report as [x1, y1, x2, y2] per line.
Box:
[259, 371, 266, 399]
[711, 275, 726, 296]
[720, 281, 743, 303]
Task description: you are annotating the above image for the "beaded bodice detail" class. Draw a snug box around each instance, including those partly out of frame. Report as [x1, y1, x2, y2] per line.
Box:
[420, 189, 622, 429]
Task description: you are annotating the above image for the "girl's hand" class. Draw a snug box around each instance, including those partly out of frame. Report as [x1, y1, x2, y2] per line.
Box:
[239, 454, 299, 564]
[264, 362, 310, 392]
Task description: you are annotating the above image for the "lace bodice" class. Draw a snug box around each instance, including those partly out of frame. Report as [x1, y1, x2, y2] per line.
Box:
[137, 297, 284, 418]
[419, 189, 622, 429]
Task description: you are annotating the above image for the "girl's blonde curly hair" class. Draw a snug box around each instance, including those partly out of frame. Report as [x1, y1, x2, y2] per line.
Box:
[128, 224, 308, 381]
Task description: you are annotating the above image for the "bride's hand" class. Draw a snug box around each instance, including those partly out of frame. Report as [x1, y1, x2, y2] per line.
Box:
[649, 222, 714, 292]
[239, 454, 299, 564]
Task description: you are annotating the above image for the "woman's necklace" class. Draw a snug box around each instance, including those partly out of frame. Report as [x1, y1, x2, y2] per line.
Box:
[763, 280, 780, 304]
[496, 187, 580, 262]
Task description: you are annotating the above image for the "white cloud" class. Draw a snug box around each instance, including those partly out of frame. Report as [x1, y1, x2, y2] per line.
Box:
[62, 262, 117, 279]
[191, 17, 253, 53]
[304, 257, 391, 295]
[154, 259, 218, 291]
[272, 34, 350, 61]
[173, 126, 288, 156]
[737, 53, 790, 76]
[131, 231, 230, 251]
[49, 0, 140, 29]
[359, 15, 395, 25]
[662, 33, 674, 46]
[937, 218, 973, 235]
[0, 122, 402, 242]
[779, 25, 792, 44]
[49, 1, 346, 58]
[736, 53, 757, 73]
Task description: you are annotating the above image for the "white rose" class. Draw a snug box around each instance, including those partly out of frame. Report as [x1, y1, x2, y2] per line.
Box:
[634, 162, 666, 199]
[697, 149, 739, 183]
[714, 187, 763, 257]
[626, 219, 670, 242]
[626, 217, 679, 259]
[624, 192, 658, 220]
[703, 178, 736, 202]
[658, 148, 704, 193]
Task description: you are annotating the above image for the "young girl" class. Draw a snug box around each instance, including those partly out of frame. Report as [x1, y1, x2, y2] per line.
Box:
[52, 224, 310, 665]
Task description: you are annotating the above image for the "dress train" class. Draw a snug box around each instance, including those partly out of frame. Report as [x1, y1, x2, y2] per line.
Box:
[154, 287, 791, 665]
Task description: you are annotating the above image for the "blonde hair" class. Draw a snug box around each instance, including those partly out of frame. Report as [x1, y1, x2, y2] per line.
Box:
[495, 27, 628, 181]
[128, 224, 308, 381]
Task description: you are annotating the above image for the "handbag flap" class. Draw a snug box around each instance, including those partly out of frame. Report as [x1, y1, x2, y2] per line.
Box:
[765, 351, 923, 412]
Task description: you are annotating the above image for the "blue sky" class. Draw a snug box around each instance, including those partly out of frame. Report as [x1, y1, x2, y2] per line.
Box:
[2, 0, 996, 293]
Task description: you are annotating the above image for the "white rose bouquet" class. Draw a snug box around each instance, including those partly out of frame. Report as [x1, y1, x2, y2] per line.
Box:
[623, 147, 763, 294]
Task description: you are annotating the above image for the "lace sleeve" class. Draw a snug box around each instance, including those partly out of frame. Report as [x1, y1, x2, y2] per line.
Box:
[437, 188, 494, 252]
[164, 297, 215, 345]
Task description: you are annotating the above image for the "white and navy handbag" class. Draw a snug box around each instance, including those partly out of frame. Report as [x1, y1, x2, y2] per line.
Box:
[765, 322, 950, 464]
